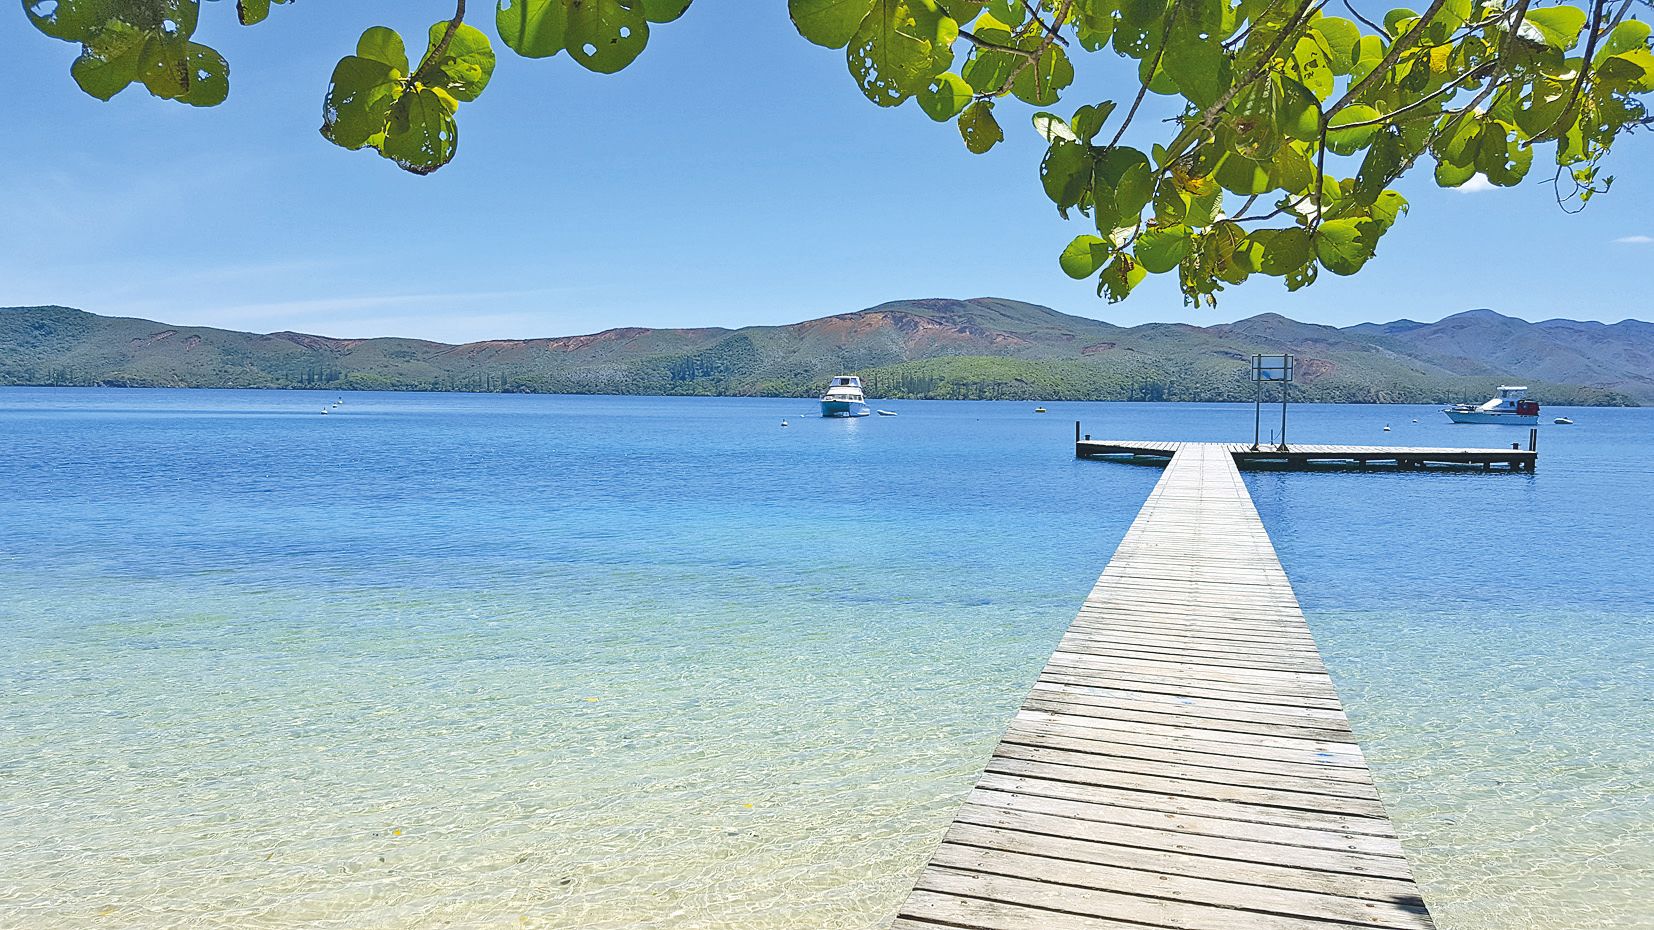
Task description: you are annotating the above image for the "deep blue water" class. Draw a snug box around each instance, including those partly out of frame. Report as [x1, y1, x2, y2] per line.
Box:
[0, 388, 1648, 930]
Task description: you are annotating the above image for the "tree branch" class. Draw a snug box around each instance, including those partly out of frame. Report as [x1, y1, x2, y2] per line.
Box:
[1110, 0, 1182, 148]
[1326, 0, 1450, 116]
[1535, 0, 1608, 142]
[412, 0, 467, 82]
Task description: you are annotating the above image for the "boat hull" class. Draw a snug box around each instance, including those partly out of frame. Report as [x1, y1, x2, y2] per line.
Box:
[1444, 410, 1537, 425]
[821, 400, 870, 418]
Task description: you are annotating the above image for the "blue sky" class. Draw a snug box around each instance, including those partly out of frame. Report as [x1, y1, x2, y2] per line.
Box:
[5, 3, 1652, 343]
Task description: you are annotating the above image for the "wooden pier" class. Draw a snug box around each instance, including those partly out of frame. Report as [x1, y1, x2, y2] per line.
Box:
[1076, 438, 1536, 471]
[891, 444, 1436, 930]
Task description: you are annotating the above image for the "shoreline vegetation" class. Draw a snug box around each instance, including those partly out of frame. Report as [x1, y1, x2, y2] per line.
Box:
[4, 299, 1648, 406]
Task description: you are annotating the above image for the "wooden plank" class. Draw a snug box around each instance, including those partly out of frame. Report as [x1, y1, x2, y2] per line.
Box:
[890, 443, 1434, 929]
[929, 841, 1432, 928]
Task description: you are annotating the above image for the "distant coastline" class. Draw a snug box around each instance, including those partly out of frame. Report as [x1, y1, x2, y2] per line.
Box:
[4, 299, 1649, 406]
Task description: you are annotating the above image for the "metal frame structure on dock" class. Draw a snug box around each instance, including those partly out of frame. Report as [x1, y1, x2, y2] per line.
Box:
[891, 444, 1442, 930]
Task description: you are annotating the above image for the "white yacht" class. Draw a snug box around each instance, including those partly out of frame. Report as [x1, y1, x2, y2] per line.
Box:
[819, 375, 870, 418]
[1444, 386, 1539, 425]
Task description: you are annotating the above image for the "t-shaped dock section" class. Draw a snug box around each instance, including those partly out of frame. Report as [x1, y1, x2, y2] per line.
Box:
[891, 443, 1437, 930]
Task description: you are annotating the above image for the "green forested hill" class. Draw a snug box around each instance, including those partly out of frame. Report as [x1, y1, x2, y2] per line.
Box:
[3, 299, 1649, 405]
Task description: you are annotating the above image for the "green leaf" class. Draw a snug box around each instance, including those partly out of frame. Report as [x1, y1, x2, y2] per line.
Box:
[1310, 16, 1360, 74]
[70, 21, 151, 101]
[1287, 35, 1334, 99]
[321, 49, 404, 150]
[1225, 79, 1282, 159]
[1099, 254, 1147, 302]
[1368, 189, 1408, 230]
[849, 0, 958, 106]
[1598, 48, 1654, 94]
[382, 86, 460, 175]
[1314, 217, 1378, 275]
[638, 0, 693, 23]
[356, 26, 410, 72]
[1326, 104, 1382, 155]
[237, 0, 290, 26]
[418, 22, 495, 102]
[1433, 158, 1476, 187]
[1213, 151, 1272, 195]
[1012, 45, 1074, 106]
[25, 0, 109, 41]
[173, 41, 229, 107]
[567, 0, 650, 73]
[1594, 19, 1652, 66]
[1152, 178, 1188, 224]
[1350, 34, 1385, 83]
[1060, 234, 1113, 278]
[1092, 146, 1153, 231]
[497, 0, 569, 58]
[1476, 120, 1532, 186]
[1071, 101, 1115, 143]
[919, 72, 973, 121]
[1276, 75, 1321, 142]
[1031, 111, 1078, 143]
[1520, 7, 1586, 50]
[1041, 140, 1091, 213]
[1135, 224, 1190, 273]
[1164, 12, 1227, 107]
[1252, 227, 1312, 275]
[959, 98, 1003, 153]
[789, 0, 875, 48]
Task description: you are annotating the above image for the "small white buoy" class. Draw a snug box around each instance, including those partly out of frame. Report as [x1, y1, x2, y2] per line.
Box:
[1412, 418, 1419, 423]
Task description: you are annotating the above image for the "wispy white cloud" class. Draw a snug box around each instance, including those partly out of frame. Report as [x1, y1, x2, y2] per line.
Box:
[1613, 235, 1654, 244]
[1454, 174, 1496, 193]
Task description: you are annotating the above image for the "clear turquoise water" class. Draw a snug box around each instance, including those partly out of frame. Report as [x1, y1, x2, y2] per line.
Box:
[0, 388, 1648, 929]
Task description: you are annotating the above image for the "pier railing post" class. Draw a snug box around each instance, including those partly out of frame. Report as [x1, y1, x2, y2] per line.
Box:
[1529, 427, 1538, 452]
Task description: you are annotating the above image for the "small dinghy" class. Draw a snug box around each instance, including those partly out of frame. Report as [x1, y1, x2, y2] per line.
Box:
[1553, 417, 1574, 425]
[876, 409, 897, 416]
[1034, 406, 1047, 413]
[780, 419, 789, 427]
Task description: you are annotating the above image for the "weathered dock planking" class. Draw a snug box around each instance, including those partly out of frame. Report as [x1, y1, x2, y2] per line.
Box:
[1077, 437, 1536, 471]
[891, 444, 1436, 930]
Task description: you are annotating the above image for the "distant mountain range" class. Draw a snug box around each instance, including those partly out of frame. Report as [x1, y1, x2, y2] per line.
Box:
[3, 300, 1651, 405]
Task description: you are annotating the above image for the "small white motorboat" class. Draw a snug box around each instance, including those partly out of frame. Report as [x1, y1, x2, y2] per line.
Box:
[876, 409, 897, 417]
[780, 419, 789, 427]
[1034, 406, 1048, 413]
[820, 376, 871, 418]
[1444, 386, 1539, 425]
[1553, 416, 1574, 425]
[1383, 425, 1391, 431]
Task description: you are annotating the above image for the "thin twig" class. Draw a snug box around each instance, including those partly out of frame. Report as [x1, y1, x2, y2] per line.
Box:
[1109, 0, 1183, 148]
[1327, 62, 1496, 128]
[958, 28, 1041, 58]
[1342, 0, 1391, 40]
